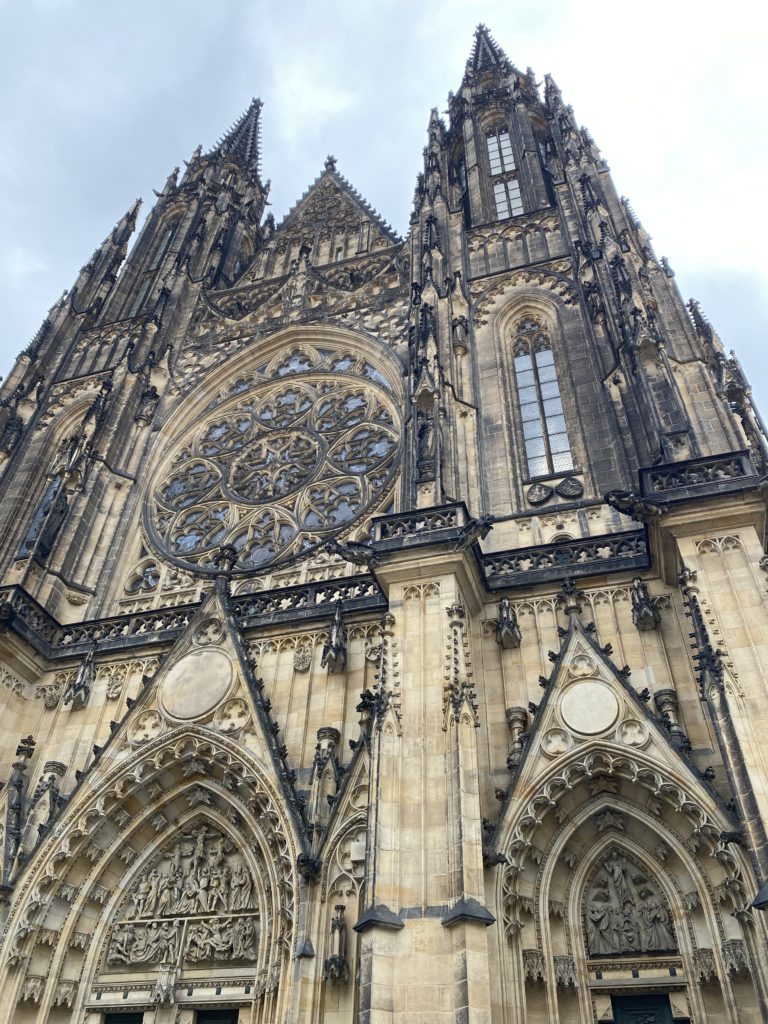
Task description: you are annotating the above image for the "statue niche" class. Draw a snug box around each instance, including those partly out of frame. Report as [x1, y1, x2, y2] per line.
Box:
[583, 850, 676, 957]
[104, 825, 259, 969]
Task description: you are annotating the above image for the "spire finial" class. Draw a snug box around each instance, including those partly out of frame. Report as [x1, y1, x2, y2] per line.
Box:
[209, 98, 264, 177]
[467, 23, 510, 72]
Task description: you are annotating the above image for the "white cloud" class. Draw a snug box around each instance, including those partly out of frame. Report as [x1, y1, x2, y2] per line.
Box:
[0, 0, 766, 412]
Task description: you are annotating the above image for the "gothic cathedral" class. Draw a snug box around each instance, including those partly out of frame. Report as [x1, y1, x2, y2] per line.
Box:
[1, 25, 767, 1024]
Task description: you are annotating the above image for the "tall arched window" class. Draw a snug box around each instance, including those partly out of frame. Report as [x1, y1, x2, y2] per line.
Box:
[512, 316, 573, 478]
[486, 127, 524, 220]
[19, 472, 66, 559]
[126, 219, 179, 318]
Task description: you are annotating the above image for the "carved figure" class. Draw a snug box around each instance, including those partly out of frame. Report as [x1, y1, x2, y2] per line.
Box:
[584, 851, 676, 956]
[630, 576, 661, 631]
[496, 596, 522, 649]
[63, 646, 95, 710]
[231, 862, 253, 910]
[451, 315, 469, 353]
[416, 409, 436, 471]
[321, 602, 346, 672]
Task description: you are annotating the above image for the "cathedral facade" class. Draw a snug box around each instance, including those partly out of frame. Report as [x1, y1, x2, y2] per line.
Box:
[1, 24, 768, 1024]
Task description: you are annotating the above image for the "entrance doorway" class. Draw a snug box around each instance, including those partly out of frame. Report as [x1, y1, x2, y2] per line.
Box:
[611, 994, 675, 1024]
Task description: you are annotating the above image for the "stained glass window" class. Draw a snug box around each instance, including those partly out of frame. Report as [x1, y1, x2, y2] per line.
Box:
[149, 369, 400, 574]
[513, 319, 573, 478]
[486, 127, 524, 221]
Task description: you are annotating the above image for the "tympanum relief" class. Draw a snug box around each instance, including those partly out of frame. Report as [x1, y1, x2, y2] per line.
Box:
[584, 850, 676, 957]
[104, 826, 259, 970]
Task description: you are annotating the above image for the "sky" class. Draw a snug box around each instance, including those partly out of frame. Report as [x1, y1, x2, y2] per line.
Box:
[1, 0, 766, 408]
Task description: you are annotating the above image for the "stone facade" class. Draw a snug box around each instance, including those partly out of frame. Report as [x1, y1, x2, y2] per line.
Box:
[0, 24, 767, 1024]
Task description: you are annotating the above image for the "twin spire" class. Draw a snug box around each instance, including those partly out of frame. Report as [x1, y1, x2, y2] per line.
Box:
[208, 97, 264, 175]
[203, 25, 508, 179]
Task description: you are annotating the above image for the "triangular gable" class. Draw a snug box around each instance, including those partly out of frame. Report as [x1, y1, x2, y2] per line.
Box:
[66, 582, 308, 846]
[494, 612, 735, 853]
[274, 165, 401, 248]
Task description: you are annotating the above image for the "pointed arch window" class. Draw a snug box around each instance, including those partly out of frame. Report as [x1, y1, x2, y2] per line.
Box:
[513, 317, 573, 478]
[125, 219, 178, 318]
[19, 472, 66, 559]
[486, 127, 524, 220]
[147, 221, 178, 272]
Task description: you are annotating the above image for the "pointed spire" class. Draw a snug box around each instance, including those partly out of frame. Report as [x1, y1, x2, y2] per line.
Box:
[112, 198, 142, 245]
[468, 24, 509, 72]
[210, 98, 263, 175]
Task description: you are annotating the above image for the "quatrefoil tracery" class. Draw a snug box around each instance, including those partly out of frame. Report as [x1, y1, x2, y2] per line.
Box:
[149, 372, 400, 573]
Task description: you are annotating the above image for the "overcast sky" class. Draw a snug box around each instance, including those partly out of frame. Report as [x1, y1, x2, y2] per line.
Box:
[2, 0, 766, 410]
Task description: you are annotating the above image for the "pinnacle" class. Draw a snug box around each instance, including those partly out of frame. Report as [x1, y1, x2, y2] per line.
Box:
[468, 23, 510, 72]
[210, 98, 263, 174]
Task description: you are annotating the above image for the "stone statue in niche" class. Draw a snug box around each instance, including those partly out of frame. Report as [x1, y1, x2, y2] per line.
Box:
[105, 826, 260, 968]
[496, 597, 522, 649]
[584, 851, 676, 956]
[630, 576, 662, 631]
[416, 408, 436, 476]
[321, 602, 346, 672]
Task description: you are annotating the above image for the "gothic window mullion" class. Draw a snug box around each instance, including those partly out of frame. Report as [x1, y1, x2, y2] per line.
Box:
[486, 126, 524, 221]
[513, 321, 573, 480]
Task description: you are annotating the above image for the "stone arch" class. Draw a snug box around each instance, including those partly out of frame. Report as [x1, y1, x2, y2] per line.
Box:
[475, 286, 583, 513]
[0, 726, 301, 1022]
[491, 740, 766, 1024]
[103, 324, 406, 605]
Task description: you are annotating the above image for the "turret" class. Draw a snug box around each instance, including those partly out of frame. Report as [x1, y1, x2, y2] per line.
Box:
[446, 25, 551, 228]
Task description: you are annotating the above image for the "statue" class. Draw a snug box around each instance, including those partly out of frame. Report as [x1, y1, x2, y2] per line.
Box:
[451, 315, 469, 354]
[135, 384, 160, 426]
[63, 646, 95, 710]
[0, 411, 23, 456]
[496, 597, 522, 649]
[631, 577, 661, 631]
[416, 408, 436, 478]
[321, 602, 346, 672]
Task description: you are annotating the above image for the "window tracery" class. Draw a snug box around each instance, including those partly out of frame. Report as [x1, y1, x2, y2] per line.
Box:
[148, 366, 400, 574]
[512, 316, 573, 478]
[486, 126, 524, 220]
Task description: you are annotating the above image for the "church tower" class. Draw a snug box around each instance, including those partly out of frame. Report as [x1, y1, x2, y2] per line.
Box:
[1, 25, 767, 1024]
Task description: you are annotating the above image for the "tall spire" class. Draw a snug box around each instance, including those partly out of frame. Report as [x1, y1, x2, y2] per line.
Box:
[210, 98, 263, 175]
[468, 24, 509, 72]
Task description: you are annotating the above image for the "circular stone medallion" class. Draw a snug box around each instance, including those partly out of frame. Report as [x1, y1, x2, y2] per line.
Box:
[560, 681, 619, 735]
[160, 649, 232, 720]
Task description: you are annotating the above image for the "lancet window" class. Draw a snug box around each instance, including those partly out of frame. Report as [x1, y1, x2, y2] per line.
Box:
[18, 472, 66, 559]
[512, 316, 573, 478]
[486, 127, 524, 220]
[127, 219, 179, 317]
[147, 221, 178, 271]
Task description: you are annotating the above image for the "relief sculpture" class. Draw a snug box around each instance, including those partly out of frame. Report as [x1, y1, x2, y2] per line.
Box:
[584, 851, 676, 957]
[105, 826, 259, 968]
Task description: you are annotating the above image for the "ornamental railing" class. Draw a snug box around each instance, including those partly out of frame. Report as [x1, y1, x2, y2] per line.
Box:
[640, 451, 756, 500]
[483, 530, 649, 589]
[0, 575, 386, 661]
[373, 502, 469, 544]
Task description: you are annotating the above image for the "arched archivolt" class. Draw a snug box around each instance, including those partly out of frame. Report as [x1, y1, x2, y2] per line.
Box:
[490, 741, 767, 1024]
[0, 726, 301, 1021]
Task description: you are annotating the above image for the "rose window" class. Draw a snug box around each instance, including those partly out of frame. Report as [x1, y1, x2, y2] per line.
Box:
[148, 372, 400, 573]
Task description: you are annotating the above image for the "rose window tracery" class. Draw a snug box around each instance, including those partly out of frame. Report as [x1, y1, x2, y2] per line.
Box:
[148, 370, 400, 573]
